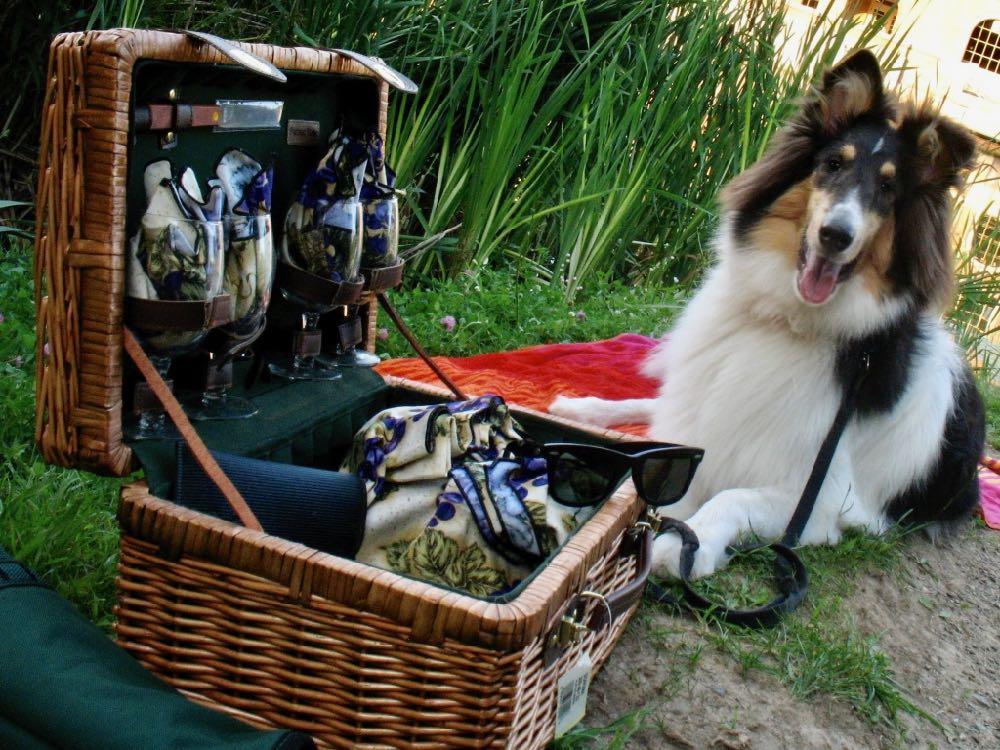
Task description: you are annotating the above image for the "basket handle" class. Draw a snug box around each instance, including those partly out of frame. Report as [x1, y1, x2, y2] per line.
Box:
[183, 30, 287, 83]
[543, 521, 652, 666]
[123, 328, 263, 532]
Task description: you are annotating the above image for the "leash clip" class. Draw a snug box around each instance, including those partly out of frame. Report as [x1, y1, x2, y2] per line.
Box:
[579, 590, 613, 630]
[630, 508, 662, 536]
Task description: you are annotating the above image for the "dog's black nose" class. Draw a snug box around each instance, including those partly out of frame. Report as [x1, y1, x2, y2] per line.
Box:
[819, 224, 853, 254]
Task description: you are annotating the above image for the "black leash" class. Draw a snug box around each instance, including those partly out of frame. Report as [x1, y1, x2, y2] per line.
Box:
[645, 353, 870, 628]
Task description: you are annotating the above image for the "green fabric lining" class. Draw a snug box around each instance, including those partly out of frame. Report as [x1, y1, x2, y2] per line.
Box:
[129, 369, 624, 604]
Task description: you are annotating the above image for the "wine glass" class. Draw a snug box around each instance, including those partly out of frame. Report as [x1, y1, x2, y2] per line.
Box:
[189, 154, 276, 420]
[125, 165, 226, 439]
[327, 131, 400, 368]
[273, 131, 367, 380]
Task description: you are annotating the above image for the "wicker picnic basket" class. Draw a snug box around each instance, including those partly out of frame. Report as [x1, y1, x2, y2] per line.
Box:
[33, 29, 650, 748]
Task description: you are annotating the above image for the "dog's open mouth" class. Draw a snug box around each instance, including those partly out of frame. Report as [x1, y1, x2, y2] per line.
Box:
[796, 242, 854, 305]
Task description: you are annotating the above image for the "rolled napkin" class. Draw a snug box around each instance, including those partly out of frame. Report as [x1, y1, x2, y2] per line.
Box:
[126, 160, 225, 350]
[283, 130, 367, 282]
[215, 149, 275, 333]
[342, 397, 591, 598]
[360, 132, 399, 268]
[174, 446, 368, 559]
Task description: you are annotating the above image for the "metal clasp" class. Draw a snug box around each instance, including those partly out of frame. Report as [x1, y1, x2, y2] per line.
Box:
[631, 508, 662, 536]
[552, 613, 589, 649]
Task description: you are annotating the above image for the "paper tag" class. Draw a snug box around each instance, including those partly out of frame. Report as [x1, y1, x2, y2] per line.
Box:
[554, 650, 592, 738]
[287, 119, 321, 146]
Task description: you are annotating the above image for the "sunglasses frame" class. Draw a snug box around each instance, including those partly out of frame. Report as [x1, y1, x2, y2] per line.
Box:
[506, 440, 704, 508]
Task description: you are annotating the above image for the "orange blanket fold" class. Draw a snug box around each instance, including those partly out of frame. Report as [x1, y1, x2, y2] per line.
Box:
[377, 334, 660, 435]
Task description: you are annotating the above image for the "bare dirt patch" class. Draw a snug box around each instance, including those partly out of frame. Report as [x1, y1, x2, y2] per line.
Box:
[584, 524, 999, 749]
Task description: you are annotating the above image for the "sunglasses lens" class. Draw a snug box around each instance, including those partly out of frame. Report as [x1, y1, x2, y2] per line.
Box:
[548, 450, 618, 506]
[640, 456, 694, 506]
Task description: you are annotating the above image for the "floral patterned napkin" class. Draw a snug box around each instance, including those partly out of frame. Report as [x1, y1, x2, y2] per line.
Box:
[342, 396, 591, 597]
[360, 132, 399, 268]
[216, 149, 274, 332]
[283, 130, 367, 281]
[126, 160, 226, 350]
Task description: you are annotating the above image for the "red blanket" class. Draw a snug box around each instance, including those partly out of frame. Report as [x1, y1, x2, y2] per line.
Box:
[377, 334, 1000, 529]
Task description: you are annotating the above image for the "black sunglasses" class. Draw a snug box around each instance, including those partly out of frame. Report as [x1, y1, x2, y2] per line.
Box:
[505, 440, 703, 508]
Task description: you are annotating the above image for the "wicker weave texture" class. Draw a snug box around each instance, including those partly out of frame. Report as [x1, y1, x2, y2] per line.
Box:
[114, 531, 637, 749]
[113, 380, 646, 747]
[34, 29, 389, 476]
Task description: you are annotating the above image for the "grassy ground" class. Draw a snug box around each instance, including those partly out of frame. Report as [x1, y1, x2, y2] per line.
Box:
[0, 236, 996, 745]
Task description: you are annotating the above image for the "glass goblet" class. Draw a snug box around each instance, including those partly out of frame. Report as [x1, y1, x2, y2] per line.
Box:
[189, 213, 276, 420]
[125, 215, 226, 440]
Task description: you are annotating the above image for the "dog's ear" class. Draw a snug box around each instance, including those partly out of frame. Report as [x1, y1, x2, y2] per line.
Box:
[816, 49, 884, 132]
[897, 106, 977, 191]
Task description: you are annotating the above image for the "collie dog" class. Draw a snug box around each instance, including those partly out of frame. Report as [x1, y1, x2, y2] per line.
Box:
[550, 50, 985, 579]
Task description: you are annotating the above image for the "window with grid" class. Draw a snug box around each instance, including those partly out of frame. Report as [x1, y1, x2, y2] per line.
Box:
[964, 19, 1000, 74]
[801, 0, 819, 8]
[974, 214, 1000, 267]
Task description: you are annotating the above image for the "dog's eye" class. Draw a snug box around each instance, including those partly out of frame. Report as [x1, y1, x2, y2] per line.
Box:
[880, 180, 895, 194]
[825, 157, 842, 173]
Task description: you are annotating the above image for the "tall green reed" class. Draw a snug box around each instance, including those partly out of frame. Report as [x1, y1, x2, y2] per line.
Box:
[4, 0, 999, 351]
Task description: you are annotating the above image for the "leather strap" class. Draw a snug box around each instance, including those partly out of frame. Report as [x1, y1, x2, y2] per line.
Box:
[586, 525, 652, 630]
[278, 262, 364, 307]
[134, 103, 222, 132]
[337, 317, 363, 350]
[376, 292, 468, 401]
[543, 524, 653, 666]
[125, 294, 235, 332]
[361, 260, 405, 292]
[293, 329, 322, 357]
[123, 328, 263, 532]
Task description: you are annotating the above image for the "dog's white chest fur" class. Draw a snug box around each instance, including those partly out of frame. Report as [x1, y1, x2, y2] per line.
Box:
[644, 263, 844, 507]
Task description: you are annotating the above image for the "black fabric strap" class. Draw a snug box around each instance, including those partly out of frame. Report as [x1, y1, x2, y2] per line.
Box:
[646, 354, 870, 628]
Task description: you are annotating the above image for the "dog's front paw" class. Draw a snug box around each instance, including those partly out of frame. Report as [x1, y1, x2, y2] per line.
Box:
[549, 395, 605, 426]
[652, 532, 723, 580]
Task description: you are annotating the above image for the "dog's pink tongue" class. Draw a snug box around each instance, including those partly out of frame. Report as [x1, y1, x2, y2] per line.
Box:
[798, 251, 841, 305]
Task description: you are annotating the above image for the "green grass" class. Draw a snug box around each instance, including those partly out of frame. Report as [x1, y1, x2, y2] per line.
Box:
[377, 265, 683, 359]
[982, 383, 1000, 452]
[631, 526, 946, 745]
[553, 708, 652, 749]
[0, 238, 121, 629]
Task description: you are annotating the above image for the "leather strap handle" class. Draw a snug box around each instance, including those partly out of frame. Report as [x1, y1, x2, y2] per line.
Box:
[361, 260, 405, 293]
[134, 104, 223, 132]
[123, 328, 263, 532]
[278, 262, 364, 307]
[586, 524, 652, 631]
[376, 292, 468, 401]
[542, 523, 652, 666]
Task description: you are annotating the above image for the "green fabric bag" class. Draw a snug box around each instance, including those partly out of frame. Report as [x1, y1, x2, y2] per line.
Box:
[0, 548, 314, 750]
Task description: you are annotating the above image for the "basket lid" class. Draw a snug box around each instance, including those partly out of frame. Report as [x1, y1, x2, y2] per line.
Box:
[34, 29, 402, 475]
